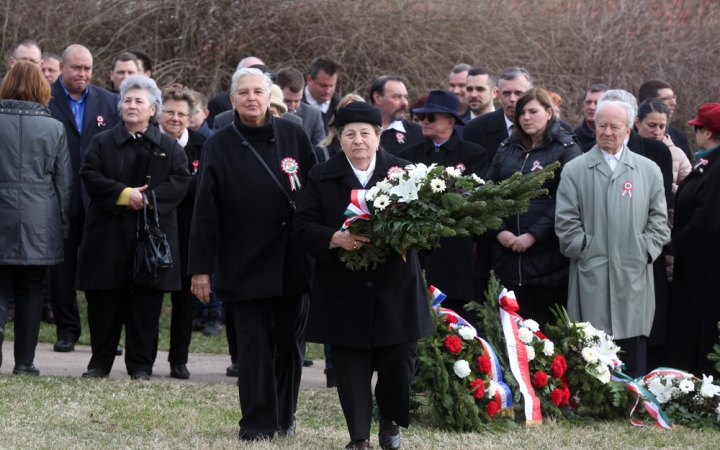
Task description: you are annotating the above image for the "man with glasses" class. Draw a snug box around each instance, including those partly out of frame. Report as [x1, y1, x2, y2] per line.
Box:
[639, 79, 692, 161]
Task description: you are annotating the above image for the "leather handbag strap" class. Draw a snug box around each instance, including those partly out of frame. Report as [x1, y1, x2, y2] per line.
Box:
[231, 122, 296, 211]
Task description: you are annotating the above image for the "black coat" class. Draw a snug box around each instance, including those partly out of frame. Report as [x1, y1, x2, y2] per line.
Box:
[399, 131, 489, 302]
[187, 114, 315, 302]
[206, 91, 232, 129]
[380, 120, 424, 156]
[573, 119, 596, 150]
[293, 149, 433, 348]
[176, 129, 207, 277]
[76, 123, 190, 291]
[487, 120, 581, 287]
[48, 80, 121, 217]
[666, 147, 720, 375]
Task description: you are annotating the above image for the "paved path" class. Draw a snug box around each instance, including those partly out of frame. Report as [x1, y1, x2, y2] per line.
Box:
[0, 341, 328, 388]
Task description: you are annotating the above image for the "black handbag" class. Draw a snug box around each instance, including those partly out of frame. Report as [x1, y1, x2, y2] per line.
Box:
[132, 190, 172, 287]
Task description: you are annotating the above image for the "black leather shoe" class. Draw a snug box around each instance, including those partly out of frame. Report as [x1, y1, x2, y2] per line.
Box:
[170, 364, 190, 379]
[303, 358, 314, 367]
[116, 345, 123, 356]
[226, 363, 239, 377]
[13, 364, 40, 375]
[53, 337, 75, 352]
[378, 419, 400, 450]
[131, 371, 151, 381]
[324, 368, 337, 388]
[346, 439, 371, 449]
[82, 368, 110, 378]
[277, 419, 296, 437]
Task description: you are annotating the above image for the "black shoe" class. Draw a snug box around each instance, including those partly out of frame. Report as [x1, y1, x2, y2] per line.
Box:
[42, 308, 55, 324]
[203, 313, 221, 336]
[116, 345, 123, 356]
[170, 363, 190, 379]
[0, 327, 4, 369]
[131, 371, 151, 381]
[226, 363, 239, 377]
[53, 337, 75, 352]
[303, 358, 314, 367]
[277, 418, 296, 437]
[378, 419, 400, 450]
[324, 368, 337, 388]
[82, 368, 110, 378]
[346, 439, 371, 449]
[13, 364, 40, 375]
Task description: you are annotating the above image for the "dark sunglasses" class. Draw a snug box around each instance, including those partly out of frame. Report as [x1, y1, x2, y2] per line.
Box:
[415, 113, 447, 123]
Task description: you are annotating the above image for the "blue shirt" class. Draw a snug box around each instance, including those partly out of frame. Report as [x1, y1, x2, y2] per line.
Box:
[434, 139, 450, 148]
[59, 75, 89, 135]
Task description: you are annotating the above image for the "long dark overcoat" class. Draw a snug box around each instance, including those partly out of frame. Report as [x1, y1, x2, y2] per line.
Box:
[176, 128, 206, 278]
[292, 149, 434, 348]
[75, 123, 190, 291]
[187, 114, 315, 302]
[665, 147, 720, 375]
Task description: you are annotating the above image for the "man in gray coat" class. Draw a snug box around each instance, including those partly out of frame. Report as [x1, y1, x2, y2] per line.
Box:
[277, 68, 326, 146]
[555, 100, 670, 377]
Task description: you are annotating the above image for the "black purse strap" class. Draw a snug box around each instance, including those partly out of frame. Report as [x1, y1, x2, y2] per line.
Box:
[136, 190, 160, 236]
[231, 122, 296, 211]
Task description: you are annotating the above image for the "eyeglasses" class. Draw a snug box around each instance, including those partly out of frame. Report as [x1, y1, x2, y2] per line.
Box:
[658, 95, 677, 103]
[415, 113, 449, 123]
[162, 110, 190, 119]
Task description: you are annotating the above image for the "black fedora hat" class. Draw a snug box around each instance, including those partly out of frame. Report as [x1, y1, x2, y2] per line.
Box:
[412, 90, 465, 126]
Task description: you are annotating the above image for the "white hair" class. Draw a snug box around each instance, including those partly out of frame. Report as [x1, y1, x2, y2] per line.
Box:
[235, 56, 264, 72]
[596, 89, 637, 128]
[230, 68, 273, 98]
[118, 75, 163, 121]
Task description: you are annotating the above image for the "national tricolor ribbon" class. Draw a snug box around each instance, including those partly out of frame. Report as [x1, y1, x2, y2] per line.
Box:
[612, 369, 672, 429]
[340, 189, 371, 231]
[429, 285, 447, 307]
[622, 181, 633, 198]
[280, 157, 302, 191]
[498, 288, 542, 425]
[477, 336, 513, 410]
[531, 160, 543, 172]
[694, 158, 709, 171]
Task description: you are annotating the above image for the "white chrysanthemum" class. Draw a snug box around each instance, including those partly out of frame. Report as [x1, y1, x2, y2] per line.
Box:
[524, 319, 540, 332]
[525, 345, 536, 361]
[457, 326, 476, 341]
[453, 360, 471, 379]
[471, 174, 485, 185]
[487, 380, 499, 398]
[377, 180, 393, 193]
[445, 166, 462, 178]
[365, 186, 381, 201]
[373, 195, 390, 211]
[700, 375, 720, 398]
[595, 364, 611, 384]
[430, 178, 446, 193]
[580, 325, 597, 339]
[517, 327, 534, 344]
[581, 347, 600, 364]
[542, 340, 555, 356]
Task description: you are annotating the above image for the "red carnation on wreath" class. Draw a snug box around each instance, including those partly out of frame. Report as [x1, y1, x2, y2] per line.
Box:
[477, 355, 492, 374]
[551, 354, 567, 379]
[550, 387, 566, 406]
[470, 379, 485, 399]
[445, 314, 458, 324]
[485, 399, 500, 417]
[444, 335, 462, 354]
[532, 371, 548, 388]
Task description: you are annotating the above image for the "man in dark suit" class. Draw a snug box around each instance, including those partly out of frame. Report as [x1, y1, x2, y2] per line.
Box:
[206, 56, 264, 129]
[448, 63, 472, 123]
[369, 75, 423, 156]
[465, 66, 498, 120]
[574, 84, 609, 149]
[302, 56, 341, 132]
[277, 68, 326, 146]
[638, 79, 692, 162]
[48, 44, 121, 352]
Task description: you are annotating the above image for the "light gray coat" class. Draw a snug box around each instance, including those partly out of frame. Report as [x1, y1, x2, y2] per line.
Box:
[555, 145, 670, 339]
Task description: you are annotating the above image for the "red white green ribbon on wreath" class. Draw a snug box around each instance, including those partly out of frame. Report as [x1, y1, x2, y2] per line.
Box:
[340, 189, 371, 231]
[498, 288, 543, 425]
[612, 369, 673, 429]
[280, 157, 302, 191]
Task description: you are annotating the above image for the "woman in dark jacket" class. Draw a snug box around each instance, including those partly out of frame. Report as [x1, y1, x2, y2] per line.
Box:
[666, 103, 720, 376]
[487, 88, 581, 327]
[293, 102, 433, 450]
[0, 61, 72, 375]
[77, 75, 190, 380]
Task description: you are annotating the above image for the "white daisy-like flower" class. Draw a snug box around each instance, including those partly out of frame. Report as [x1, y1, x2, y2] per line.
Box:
[471, 174, 486, 185]
[377, 180, 393, 193]
[581, 347, 600, 364]
[700, 375, 720, 398]
[373, 195, 390, 211]
[542, 340, 555, 356]
[365, 186, 381, 201]
[445, 166, 462, 178]
[453, 360, 471, 379]
[430, 178, 446, 193]
[457, 326, 476, 341]
[525, 345, 536, 361]
[517, 327, 534, 344]
[523, 319, 540, 332]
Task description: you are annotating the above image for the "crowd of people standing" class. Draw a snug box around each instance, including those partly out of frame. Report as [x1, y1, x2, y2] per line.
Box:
[0, 38, 719, 449]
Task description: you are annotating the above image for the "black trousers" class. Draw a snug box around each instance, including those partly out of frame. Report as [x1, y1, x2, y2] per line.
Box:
[503, 283, 568, 330]
[49, 212, 84, 341]
[0, 266, 46, 365]
[225, 302, 237, 364]
[331, 342, 417, 441]
[233, 295, 307, 440]
[85, 287, 164, 374]
[616, 336, 647, 379]
[168, 277, 193, 364]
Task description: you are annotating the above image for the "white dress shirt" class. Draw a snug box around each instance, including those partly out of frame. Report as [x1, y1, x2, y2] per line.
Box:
[383, 120, 406, 133]
[347, 154, 377, 187]
[600, 147, 623, 172]
[304, 85, 331, 113]
[504, 113, 513, 136]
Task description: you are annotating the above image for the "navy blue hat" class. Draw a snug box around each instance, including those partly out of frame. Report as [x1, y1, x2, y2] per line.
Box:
[412, 90, 465, 126]
[333, 102, 382, 128]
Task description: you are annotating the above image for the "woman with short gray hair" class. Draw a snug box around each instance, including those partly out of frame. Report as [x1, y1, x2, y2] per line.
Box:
[75, 74, 190, 380]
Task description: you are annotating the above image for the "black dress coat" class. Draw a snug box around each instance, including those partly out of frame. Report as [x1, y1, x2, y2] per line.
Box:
[399, 131, 489, 303]
[76, 123, 190, 291]
[292, 149, 434, 348]
[380, 120, 424, 157]
[177, 129, 206, 277]
[187, 114, 315, 302]
[666, 147, 720, 375]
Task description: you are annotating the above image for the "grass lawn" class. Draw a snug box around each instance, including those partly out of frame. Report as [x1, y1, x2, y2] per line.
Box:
[2, 292, 325, 360]
[0, 375, 718, 449]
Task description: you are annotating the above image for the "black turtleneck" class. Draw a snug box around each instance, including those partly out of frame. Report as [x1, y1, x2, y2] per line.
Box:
[233, 112, 282, 179]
